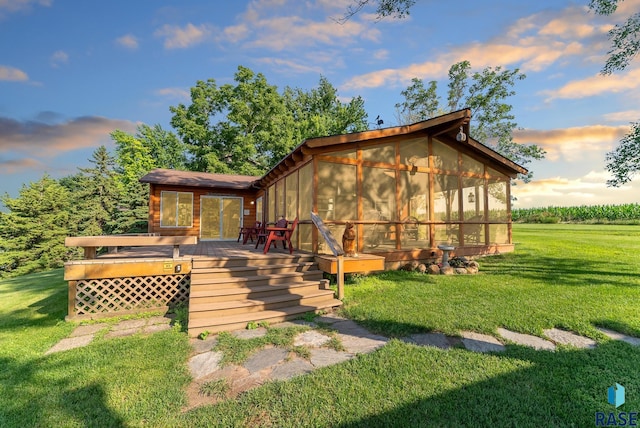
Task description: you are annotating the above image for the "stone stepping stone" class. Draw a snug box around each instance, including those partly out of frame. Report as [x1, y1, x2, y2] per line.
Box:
[105, 328, 140, 339]
[190, 336, 219, 354]
[270, 358, 314, 380]
[232, 328, 267, 340]
[113, 319, 147, 330]
[403, 333, 451, 349]
[69, 324, 108, 337]
[189, 351, 223, 379]
[293, 330, 332, 347]
[309, 348, 354, 368]
[543, 328, 596, 349]
[45, 335, 94, 355]
[332, 320, 388, 354]
[597, 328, 640, 346]
[497, 328, 556, 351]
[243, 347, 288, 374]
[460, 331, 505, 353]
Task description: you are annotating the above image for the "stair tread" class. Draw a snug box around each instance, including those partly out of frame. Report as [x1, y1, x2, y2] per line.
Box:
[190, 289, 336, 312]
[189, 280, 327, 298]
[192, 262, 316, 273]
[190, 271, 321, 285]
[188, 300, 343, 329]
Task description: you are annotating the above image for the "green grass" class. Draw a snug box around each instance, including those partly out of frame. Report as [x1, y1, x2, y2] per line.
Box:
[1, 224, 639, 427]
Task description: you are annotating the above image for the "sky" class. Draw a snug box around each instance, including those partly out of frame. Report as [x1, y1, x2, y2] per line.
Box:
[1, 0, 639, 209]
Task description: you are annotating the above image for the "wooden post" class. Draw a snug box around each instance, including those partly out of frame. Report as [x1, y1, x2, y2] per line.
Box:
[173, 245, 180, 258]
[336, 254, 344, 300]
[68, 280, 77, 319]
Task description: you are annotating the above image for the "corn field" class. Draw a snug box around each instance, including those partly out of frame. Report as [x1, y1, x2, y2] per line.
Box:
[512, 203, 640, 224]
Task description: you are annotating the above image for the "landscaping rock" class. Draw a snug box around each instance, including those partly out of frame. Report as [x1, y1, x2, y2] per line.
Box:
[417, 263, 427, 273]
[427, 264, 441, 275]
[440, 266, 455, 275]
[466, 267, 479, 274]
[455, 268, 468, 275]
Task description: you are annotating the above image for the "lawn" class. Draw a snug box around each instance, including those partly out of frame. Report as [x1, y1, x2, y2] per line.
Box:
[1, 224, 639, 427]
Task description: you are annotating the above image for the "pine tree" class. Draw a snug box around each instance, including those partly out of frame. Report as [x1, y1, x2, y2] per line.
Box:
[0, 175, 78, 278]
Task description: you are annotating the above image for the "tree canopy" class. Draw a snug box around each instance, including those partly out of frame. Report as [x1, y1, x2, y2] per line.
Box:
[395, 61, 545, 181]
[170, 66, 368, 176]
[590, 0, 640, 186]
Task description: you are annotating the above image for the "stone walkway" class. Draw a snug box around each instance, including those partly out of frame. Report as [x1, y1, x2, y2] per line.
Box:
[45, 312, 640, 408]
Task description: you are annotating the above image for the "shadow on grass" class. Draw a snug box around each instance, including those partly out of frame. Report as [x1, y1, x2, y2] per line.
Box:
[0, 353, 126, 428]
[335, 338, 640, 427]
[479, 252, 639, 287]
[0, 269, 67, 328]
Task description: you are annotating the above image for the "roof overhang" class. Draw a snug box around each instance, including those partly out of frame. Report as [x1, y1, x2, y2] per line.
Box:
[139, 168, 260, 190]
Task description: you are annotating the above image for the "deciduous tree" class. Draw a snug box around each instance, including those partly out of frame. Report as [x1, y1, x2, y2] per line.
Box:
[396, 61, 545, 180]
[170, 66, 368, 176]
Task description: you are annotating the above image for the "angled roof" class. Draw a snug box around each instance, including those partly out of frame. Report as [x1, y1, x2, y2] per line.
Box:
[141, 109, 528, 190]
[139, 168, 260, 190]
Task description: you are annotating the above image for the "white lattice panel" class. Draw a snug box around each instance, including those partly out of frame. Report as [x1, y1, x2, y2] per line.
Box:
[75, 274, 189, 315]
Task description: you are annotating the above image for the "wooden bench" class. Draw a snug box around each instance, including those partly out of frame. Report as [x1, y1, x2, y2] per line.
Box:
[65, 235, 198, 259]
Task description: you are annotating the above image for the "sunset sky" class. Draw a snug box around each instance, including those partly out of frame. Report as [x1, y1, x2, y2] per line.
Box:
[1, 0, 639, 209]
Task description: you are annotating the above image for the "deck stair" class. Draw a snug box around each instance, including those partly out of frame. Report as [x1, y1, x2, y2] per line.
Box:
[187, 254, 342, 335]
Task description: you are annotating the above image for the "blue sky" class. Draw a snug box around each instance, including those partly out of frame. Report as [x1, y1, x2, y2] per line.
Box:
[1, 0, 639, 209]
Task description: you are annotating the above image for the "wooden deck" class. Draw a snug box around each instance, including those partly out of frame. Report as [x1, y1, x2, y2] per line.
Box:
[64, 239, 384, 335]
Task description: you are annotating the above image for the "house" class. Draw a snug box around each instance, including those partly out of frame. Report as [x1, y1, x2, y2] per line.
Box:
[140, 108, 527, 268]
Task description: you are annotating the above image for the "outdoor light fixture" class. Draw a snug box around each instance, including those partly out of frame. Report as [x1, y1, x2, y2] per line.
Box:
[456, 126, 467, 142]
[468, 192, 475, 203]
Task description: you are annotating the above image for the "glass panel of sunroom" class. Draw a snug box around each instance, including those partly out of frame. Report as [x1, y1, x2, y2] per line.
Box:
[433, 174, 459, 221]
[432, 139, 459, 172]
[286, 171, 298, 220]
[298, 163, 312, 221]
[462, 177, 484, 222]
[488, 179, 508, 221]
[399, 137, 429, 168]
[317, 161, 357, 221]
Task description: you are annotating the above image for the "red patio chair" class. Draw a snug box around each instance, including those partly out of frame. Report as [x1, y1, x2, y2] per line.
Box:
[263, 217, 298, 254]
[237, 221, 261, 244]
[256, 218, 287, 249]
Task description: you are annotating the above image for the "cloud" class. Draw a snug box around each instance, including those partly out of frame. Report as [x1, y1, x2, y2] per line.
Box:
[116, 34, 139, 50]
[0, 115, 137, 156]
[154, 23, 213, 49]
[341, 4, 611, 90]
[0, 65, 28, 81]
[0, 0, 51, 14]
[218, 0, 380, 52]
[512, 171, 639, 208]
[513, 125, 630, 162]
[50, 50, 68, 68]
[603, 110, 640, 123]
[155, 87, 190, 101]
[255, 57, 324, 74]
[0, 157, 44, 174]
[541, 68, 640, 100]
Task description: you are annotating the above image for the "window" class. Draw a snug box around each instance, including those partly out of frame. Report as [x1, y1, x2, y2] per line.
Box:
[160, 191, 193, 227]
